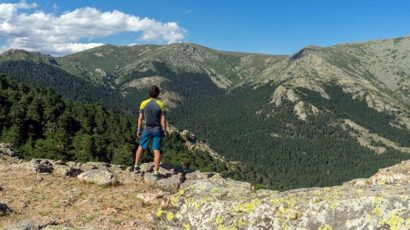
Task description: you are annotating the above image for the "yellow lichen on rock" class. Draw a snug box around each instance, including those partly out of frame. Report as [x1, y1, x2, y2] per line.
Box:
[217, 224, 237, 230]
[373, 207, 382, 216]
[166, 212, 175, 221]
[156, 207, 164, 217]
[233, 198, 261, 213]
[183, 223, 191, 230]
[379, 212, 405, 230]
[216, 215, 224, 225]
[318, 224, 333, 230]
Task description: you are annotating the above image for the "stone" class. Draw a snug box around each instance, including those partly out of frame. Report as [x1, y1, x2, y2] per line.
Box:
[136, 190, 168, 204]
[4, 220, 40, 230]
[158, 160, 410, 229]
[0, 143, 16, 157]
[18, 159, 54, 173]
[65, 161, 78, 167]
[184, 170, 212, 180]
[0, 203, 12, 216]
[139, 162, 154, 173]
[53, 163, 82, 177]
[77, 169, 118, 186]
[109, 164, 127, 173]
[144, 172, 184, 193]
[79, 162, 109, 171]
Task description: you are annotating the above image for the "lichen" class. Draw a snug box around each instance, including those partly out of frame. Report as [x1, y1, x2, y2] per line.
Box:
[156, 208, 163, 217]
[183, 223, 191, 230]
[166, 212, 175, 221]
[170, 189, 185, 205]
[217, 224, 237, 230]
[373, 207, 382, 216]
[216, 215, 224, 225]
[379, 212, 405, 230]
[318, 224, 333, 230]
[233, 198, 261, 213]
[372, 196, 384, 205]
[236, 218, 247, 227]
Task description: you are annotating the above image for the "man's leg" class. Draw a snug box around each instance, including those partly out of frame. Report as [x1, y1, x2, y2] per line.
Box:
[153, 150, 161, 172]
[134, 146, 144, 166]
[135, 131, 149, 172]
[152, 130, 163, 177]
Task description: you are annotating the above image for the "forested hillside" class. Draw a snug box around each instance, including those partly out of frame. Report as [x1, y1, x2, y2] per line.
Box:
[0, 74, 245, 179]
[174, 83, 410, 190]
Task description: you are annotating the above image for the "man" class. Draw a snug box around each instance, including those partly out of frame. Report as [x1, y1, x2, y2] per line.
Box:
[134, 85, 168, 179]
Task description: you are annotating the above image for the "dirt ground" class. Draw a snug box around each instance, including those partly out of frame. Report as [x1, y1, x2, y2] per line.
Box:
[0, 157, 160, 229]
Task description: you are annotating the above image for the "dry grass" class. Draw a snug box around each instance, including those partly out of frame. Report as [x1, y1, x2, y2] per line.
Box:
[0, 158, 159, 229]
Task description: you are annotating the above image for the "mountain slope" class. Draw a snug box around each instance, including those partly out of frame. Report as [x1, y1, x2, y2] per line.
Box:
[1, 37, 410, 190]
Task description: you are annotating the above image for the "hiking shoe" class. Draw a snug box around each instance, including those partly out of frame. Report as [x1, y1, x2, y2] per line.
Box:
[153, 171, 161, 181]
[133, 165, 141, 173]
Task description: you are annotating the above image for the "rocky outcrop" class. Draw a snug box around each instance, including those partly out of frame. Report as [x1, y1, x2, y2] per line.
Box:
[158, 160, 410, 229]
[3, 155, 410, 229]
[0, 143, 16, 157]
[293, 101, 320, 121]
[77, 169, 119, 186]
[341, 119, 410, 154]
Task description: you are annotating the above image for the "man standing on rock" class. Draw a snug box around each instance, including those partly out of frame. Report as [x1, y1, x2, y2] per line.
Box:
[134, 85, 168, 179]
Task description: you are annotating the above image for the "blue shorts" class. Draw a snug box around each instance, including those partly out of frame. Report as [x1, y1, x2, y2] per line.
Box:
[139, 130, 163, 151]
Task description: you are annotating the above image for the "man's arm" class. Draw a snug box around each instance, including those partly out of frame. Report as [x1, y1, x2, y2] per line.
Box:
[137, 112, 144, 138]
[161, 114, 168, 137]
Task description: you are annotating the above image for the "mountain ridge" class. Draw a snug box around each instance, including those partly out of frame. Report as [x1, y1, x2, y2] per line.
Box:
[1, 36, 410, 190]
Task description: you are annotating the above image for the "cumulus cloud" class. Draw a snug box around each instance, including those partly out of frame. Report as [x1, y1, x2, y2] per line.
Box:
[0, 1, 186, 56]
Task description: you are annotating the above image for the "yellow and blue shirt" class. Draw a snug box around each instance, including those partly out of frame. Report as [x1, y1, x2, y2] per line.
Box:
[139, 98, 166, 131]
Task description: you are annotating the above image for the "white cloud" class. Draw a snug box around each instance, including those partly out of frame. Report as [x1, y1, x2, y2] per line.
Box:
[0, 1, 187, 56]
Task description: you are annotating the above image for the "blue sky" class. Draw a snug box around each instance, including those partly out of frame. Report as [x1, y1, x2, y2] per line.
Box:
[1, 0, 409, 55]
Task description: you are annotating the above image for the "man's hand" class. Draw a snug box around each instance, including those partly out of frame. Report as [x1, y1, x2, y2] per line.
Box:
[137, 131, 142, 139]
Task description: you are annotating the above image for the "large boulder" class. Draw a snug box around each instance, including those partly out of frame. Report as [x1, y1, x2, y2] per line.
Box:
[17, 159, 54, 173]
[52, 162, 82, 177]
[158, 161, 410, 229]
[140, 163, 186, 192]
[0, 203, 13, 216]
[77, 169, 118, 186]
[144, 173, 184, 193]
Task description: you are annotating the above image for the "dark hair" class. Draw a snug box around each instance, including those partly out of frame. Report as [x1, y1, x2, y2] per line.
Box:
[149, 85, 160, 98]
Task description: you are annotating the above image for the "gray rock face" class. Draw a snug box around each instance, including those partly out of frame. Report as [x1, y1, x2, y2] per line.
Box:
[77, 169, 118, 186]
[0, 143, 16, 157]
[159, 160, 410, 229]
[0, 203, 13, 216]
[4, 220, 39, 230]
